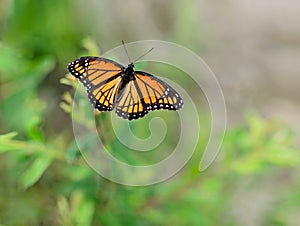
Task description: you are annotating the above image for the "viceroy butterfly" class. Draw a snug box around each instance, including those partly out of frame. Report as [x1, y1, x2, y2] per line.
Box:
[68, 50, 183, 120]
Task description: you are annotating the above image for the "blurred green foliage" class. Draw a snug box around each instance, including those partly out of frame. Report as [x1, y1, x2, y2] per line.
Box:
[0, 1, 300, 226]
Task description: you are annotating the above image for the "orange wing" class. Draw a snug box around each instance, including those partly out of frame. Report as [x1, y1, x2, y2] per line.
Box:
[68, 57, 124, 111]
[115, 71, 184, 120]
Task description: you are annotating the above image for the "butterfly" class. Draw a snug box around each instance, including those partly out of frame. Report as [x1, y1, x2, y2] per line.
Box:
[67, 55, 184, 120]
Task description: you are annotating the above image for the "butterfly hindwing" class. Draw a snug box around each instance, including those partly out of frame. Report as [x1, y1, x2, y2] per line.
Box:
[68, 57, 124, 111]
[115, 71, 184, 120]
[115, 78, 147, 120]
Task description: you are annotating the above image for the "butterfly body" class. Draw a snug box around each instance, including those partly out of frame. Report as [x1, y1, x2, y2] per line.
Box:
[68, 57, 183, 120]
[118, 63, 135, 89]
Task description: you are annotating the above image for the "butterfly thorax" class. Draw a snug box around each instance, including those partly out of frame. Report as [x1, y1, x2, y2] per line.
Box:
[122, 63, 135, 81]
[118, 63, 135, 92]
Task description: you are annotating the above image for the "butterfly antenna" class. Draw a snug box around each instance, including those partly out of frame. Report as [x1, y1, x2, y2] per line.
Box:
[122, 40, 132, 63]
[133, 47, 154, 63]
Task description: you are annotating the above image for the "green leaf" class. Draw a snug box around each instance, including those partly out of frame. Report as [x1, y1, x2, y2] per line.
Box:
[0, 132, 18, 142]
[27, 125, 45, 142]
[225, 113, 300, 174]
[0, 132, 20, 153]
[19, 153, 54, 189]
[74, 196, 95, 226]
[60, 77, 74, 86]
[60, 102, 72, 114]
[57, 196, 73, 226]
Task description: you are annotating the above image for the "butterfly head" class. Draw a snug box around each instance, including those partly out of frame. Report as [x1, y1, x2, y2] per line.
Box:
[124, 63, 135, 75]
[128, 62, 134, 68]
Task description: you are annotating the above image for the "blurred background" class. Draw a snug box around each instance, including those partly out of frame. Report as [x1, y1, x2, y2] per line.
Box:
[0, 0, 300, 225]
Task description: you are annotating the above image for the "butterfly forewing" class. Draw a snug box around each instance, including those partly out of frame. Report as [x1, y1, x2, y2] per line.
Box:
[68, 57, 124, 111]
